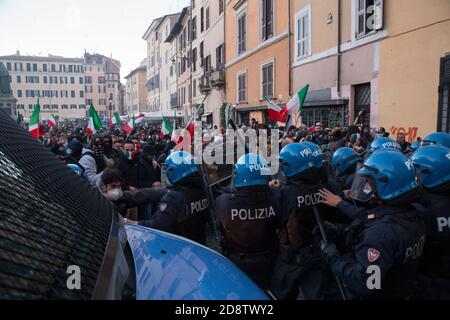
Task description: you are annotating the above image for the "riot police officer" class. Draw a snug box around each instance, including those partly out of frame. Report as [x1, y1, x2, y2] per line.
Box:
[330, 147, 362, 191]
[270, 142, 335, 300]
[215, 153, 283, 290]
[411, 145, 450, 299]
[320, 149, 427, 299]
[124, 151, 209, 245]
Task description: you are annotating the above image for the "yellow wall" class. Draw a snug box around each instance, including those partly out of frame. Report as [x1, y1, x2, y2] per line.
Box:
[225, 0, 290, 110]
[378, 0, 450, 140]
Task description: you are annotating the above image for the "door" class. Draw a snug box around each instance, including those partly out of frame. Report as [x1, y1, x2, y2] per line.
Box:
[438, 55, 450, 133]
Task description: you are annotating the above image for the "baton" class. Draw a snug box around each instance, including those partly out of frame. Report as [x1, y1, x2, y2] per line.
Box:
[312, 206, 349, 300]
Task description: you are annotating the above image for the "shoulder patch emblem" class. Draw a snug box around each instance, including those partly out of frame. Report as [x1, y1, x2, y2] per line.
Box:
[159, 203, 168, 212]
[368, 248, 381, 263]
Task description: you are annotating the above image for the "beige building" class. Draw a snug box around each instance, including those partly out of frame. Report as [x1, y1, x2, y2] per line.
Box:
[143, 13, 183, 120]
[83, 52, 122, 118]
[199, 0, 225, 126]
[0, 53, 86, 120]
[124, 62, 147, 115]
[291, 0, 450, 139]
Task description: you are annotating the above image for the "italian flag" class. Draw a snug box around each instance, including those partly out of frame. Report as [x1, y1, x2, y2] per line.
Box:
[161, 116, 173, 136]
[48, 114, 56, 128]
[135, 113, 145, 125]
[29, 101, 41, 139]
[264, 97, 288, 123]
[109, 112, 121, 126]
[286, 84, 309, 115]
[86, 104, 102, 136]
[123, 115, 136, 135]
[124, 113, 145, 135]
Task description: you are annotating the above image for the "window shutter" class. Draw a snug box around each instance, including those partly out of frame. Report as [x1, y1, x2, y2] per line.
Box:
[373, 0, 384, 31]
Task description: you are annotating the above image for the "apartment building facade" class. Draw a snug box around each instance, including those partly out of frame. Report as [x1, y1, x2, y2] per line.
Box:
[83, 52, 122, 118]
[0, 53, 86, 120]
[199, 0, 226, 126]
[224, 0, 291, 126]
[124, 63, 147, 115]
[291, 0, 450, 138]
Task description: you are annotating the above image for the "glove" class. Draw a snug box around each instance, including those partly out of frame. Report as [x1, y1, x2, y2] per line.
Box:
[320, 241, 339, 264]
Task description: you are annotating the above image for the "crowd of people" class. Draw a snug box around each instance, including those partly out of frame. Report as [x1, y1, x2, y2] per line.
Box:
[40, 118, 450, 300]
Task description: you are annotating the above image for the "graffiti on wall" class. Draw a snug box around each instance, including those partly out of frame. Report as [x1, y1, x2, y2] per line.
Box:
[389, 126, 419, 143]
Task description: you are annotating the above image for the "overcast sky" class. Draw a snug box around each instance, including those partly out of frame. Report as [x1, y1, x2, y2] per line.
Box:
[0, 0, 189, 81]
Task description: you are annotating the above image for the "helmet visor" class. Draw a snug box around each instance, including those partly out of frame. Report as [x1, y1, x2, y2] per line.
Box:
[349, 173, 376, 203]
[160, 164, 173, 188]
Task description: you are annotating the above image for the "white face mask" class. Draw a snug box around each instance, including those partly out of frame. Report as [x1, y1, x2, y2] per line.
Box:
[105, 188, 123, 201]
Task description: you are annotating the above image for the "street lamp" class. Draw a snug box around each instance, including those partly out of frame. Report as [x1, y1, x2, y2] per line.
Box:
[108, 98, 113, 119]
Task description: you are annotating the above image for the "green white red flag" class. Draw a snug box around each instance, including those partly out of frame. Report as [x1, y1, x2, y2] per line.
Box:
[29, 100, 41, 139]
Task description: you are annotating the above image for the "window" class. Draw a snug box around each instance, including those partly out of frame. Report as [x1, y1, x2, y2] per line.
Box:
[52, 105, 59, 110]
[261, 62, 274, 98]
[191, 16, 197, 40]
[261, 0, 274, 41]
[355, 0, 383, 39]
[80, 91, 84, 98]
[295, 5, 311, 59]
[70, 104, 77, 109]
[43, 64, 47, 72]
[28, 104, 34, 110]
[237, 72, 247, 103]
[79, 104, 86, 109]
[6, 62, 11, 71]
[216, 44, 225, 69]
[438, 56, 450, 133]
[43, 76, 47, 84]
[71, 91, 76, 98]
[17, 104, 24, 110]
[193, 79, 197, 98]
[219, 0, 224, 15]
[44, 104, 51, 110]
[33, 63, 38, 72]
[62, 104, 69, 109]
[26, 63, 31, 72]
[206, 7, 210, 30]
[79, 77, 84, 84]
[51, 64, 56, 72]
[192, 48, 197, 72]
[237, 11, 247, 55]
[85, 76, 92, 84]
[17, 90, 22, 98]
[16, 75, 21, 83]
[201, 7, 204, 32]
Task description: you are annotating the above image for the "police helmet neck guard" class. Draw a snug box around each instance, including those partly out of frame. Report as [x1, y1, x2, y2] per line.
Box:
[279, 143, 316, 178]
[411, 145, 450, 190]
[234, 153, 270, 188]
[164, 151, 199, 184]
[350, 149, 419, 202]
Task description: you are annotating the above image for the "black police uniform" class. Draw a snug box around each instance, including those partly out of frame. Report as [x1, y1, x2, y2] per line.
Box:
[327, 205, 426, 299]
[138, 184, 209, 245]
[215, 187, 283, 290]
[270, 178, 341, 300]
[414, 193, 450, 299]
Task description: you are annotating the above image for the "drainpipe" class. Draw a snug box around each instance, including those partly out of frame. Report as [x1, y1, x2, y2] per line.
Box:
[288, 0, 292, 97]
[337, 0, 342, 97]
